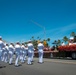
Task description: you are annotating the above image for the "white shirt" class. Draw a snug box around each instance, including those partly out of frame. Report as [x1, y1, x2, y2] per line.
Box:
[9, 45, 15, 52]
[15, 44, 21, 52]
[21, 45, 26, 53]
[0, 40, 5, 49]
[21, 45, 25, 50]
[25, 47, 28, 50]
[38, 43, 44, 50]
[27, 43, 34, 51]
[5, 46, 9, 52]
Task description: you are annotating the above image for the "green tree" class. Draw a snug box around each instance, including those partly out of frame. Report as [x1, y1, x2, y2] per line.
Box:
[32, 40, 38, 49]
[47, 38, 50, 46]
[74, 36, 76, 42]
[52, 40, 57, 46]
[37, 36, 41, 40]
[63, 36, 68, 44]
[47, 38, 50, 42]
[70, 32, 76, 37]
[37, 36, 39, 39]
[57, 39, 61, 46]
[31, 36, 34, 40]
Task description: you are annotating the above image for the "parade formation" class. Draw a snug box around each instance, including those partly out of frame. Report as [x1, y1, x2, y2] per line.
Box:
[0, 36, 44, 67]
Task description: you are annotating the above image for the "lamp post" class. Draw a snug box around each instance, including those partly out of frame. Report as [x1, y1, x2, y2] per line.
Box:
[31, 20, 46, 39]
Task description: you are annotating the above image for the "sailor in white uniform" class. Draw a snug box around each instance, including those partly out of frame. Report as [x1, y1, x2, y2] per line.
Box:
[31, 47, 34, 62]
[38, 41, 44, 63]
[1, 45, 5, 62]
[15, 42, 21, 67]
[21, 43, 25, 63]
[0, 36, 5, 61]
[9, 43, 15, 65]
[27, 40, 34, 65]
[24, 44, 28, 61]
[19, 44, 23, 63]
[4, 44, 9, 63]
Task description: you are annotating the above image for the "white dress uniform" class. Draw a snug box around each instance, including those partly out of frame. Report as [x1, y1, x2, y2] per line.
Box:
[15, 44, 21, 66]
[3, 45, 9, 63]
[20, 46, 23, 62]
[27, 43, 34, 65]
[21, 45, 25, 63]
[24, 46, 28, 61]
[9, 44, 15, 64]
[2, 47, 6, 62]
[31, 48, 34, 62]
[38, 43, 44, 63]
[0, 40, 5, 61]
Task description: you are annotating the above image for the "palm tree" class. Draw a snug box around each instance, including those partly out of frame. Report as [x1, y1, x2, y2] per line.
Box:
[31, 36, 34, 41]
[57, 39, 61, 46]
[47, 38, 50, 46]
[37, 36, 41, 41]
[70, 32, 76, 37]
[32, 39, 38, 49]
[47, 38, 50, 42]
[63, 36, 68, 44]
[37, 36, 39, 39]
[74, 36, 76, 42]
[52, 40, 57, 46]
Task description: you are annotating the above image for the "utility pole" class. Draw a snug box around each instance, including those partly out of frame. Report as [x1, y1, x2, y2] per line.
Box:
[30, 20, 46, 39]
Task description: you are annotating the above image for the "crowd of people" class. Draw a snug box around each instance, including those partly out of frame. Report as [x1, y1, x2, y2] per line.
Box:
[0, 36, 44, 67]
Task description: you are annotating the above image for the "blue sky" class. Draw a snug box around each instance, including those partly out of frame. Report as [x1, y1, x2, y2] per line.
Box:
[0, 0, 76, 45]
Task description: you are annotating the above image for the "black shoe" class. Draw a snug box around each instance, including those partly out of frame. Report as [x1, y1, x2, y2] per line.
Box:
[9, 63, 13, 65]
[27, 63, 33, 65]
[31, 61, 34, 62]
[0, 66, 3, 68]
[15, 65, 19, 67]
[38, 62, 44, 64]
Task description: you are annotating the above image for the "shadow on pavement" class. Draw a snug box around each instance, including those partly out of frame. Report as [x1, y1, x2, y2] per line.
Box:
[0, 65, 6, 69]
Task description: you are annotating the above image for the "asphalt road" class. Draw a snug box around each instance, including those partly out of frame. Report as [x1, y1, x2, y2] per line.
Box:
[0, 58, 76, 75]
